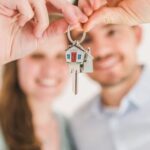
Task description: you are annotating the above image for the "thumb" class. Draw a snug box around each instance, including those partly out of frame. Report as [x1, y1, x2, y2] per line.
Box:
[83, 7, 138, 31]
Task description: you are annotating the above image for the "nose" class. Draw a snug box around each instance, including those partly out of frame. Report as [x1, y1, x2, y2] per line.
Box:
[93, 39, 113, 58]
[41, 59, 60, 77]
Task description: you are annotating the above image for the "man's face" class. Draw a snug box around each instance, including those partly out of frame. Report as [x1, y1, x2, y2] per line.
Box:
[73, 25, 142, 86]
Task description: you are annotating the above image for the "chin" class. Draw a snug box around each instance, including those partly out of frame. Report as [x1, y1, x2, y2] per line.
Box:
[99, 79, 122, 87]
[34, 94, 57, 102]
[91, 72, 123, 86]
[98, 73, 129, 87]
[33, 89, 62, 101]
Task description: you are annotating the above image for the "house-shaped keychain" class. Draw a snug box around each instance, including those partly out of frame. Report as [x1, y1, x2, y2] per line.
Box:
[66, 42, 93, 73]
[66, 26, 94, 94]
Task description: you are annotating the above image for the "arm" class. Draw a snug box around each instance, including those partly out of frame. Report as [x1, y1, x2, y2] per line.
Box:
[78, 0, 150, 31]
[0, 0, 88, 65]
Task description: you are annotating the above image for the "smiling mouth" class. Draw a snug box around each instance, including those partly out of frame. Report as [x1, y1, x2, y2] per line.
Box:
[37, 78, 60, 89]
[94, 56, 120, 70]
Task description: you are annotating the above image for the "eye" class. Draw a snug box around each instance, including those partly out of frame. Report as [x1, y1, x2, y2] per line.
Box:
[106, 29, 117, 37]
[30, 53, 45, 60]
[56, 53, 65, 62]
[83, 36, 92, 44]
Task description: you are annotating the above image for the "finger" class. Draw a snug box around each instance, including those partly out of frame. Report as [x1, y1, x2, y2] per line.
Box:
[17, 0, 34, 27]
[48, 0, 88, 25]
[89, 0, 107, 10]
[46, 2, 61, 13]
[83, 7, 138, 31]
[0, 4, 17, 17]
[46, 18, 68, 36]
[78, 0, 93, 16]
[61, 4, 88, 25]
[70, 23, 83, 31]
[74, 6, 88, 23]
[31, 0, 49, 38]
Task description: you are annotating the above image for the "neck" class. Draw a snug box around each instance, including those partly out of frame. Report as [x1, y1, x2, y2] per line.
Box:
[27, 98, 54, 127]
[27, 97, 60, 150]
[101, 65, 142, 107]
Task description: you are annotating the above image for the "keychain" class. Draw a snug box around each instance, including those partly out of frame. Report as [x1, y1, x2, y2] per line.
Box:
[66, 26, 93, 94]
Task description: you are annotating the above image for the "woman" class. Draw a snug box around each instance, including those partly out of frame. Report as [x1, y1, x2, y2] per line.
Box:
[0, 33, 71, 150]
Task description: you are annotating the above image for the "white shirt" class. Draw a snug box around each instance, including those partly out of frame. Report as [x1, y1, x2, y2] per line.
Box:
[69, 66, 150, 150]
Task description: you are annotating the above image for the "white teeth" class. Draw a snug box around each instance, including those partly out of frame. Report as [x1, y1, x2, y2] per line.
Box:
[98, 57, 119, 69]
[39, 79, 57, 87]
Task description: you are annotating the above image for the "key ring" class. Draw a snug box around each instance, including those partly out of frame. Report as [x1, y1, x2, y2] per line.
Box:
[67, 25, 86, 44]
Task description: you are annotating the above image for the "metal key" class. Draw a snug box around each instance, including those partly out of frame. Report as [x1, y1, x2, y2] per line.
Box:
[71, 65, 78, 95]
[66, 26, 93, 94]
[68, 54, 80, 94]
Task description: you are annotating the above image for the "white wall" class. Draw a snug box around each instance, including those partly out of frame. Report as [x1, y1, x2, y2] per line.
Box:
[138, 25, 150, 64]
[54, 24, 150, 117]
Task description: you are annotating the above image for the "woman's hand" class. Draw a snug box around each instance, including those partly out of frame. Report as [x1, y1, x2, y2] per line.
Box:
[0, 0, 88, 65]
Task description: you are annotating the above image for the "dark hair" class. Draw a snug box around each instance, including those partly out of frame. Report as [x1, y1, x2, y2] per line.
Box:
[0, 61, 41, 150]
[74, 0, 78, 5]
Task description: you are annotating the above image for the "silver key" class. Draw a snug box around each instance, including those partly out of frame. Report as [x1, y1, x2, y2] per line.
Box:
[72, 66, 78, 95]
[68, 58, 80, 94]
[66, 26, 93, 94]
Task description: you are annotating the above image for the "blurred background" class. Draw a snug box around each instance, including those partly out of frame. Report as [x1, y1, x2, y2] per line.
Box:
[53, 24, 150, 117]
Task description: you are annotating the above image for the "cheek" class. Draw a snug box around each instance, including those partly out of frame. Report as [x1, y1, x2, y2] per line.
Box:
[17, 62, 40, 93]
[116, 36, 138, 61]
[59, 65, 69, 82]
[53, 64, 69, 90]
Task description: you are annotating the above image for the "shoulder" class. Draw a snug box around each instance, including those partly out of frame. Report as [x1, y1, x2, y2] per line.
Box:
[53, 113, 68, 136]
[54, 113, 76, 150]
[69, 95, 100, 128]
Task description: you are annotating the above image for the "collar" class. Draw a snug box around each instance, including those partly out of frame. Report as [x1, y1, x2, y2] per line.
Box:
[125, 65, 150, 108]
[89, 65, 150, 118]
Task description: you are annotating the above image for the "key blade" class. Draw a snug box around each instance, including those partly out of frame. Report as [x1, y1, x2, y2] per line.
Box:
[72, 70, 78, 95]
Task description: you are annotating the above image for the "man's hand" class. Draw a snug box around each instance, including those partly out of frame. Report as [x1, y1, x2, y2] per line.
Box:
[0, 0, 88, 65]
[78, 0, 150, 31]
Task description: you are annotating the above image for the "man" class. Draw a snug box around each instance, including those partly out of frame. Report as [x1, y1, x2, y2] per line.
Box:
[69, 24, 150, 150]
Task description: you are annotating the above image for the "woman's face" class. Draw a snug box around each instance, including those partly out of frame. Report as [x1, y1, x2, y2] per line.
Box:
[17, 34, 68, 101]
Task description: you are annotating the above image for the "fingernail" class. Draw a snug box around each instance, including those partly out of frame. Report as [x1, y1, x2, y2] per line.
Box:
[84, 8, 93, 16]
[81, 16, 88, 23]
